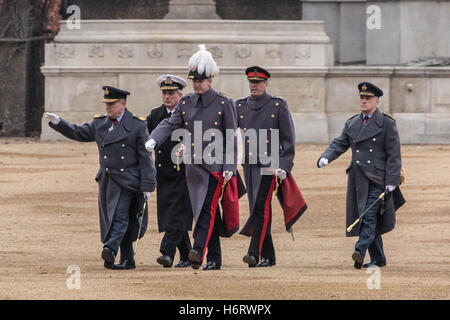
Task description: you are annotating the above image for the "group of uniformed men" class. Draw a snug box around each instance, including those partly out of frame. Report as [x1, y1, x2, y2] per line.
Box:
[45, 45, 404, 271]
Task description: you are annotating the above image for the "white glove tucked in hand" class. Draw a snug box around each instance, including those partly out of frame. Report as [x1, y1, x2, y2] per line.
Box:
[385, 185, 396, 193]
[145, 139, 157, 152]
[144, 192, 152, 201]
[276, 169, 287, 180]
[44, 112, 61, 125]
[223, 171, 233, 181]
[318, 157, 328, 168]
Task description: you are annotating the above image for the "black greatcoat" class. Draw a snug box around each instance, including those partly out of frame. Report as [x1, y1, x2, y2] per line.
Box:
[147, 105, 193, 233]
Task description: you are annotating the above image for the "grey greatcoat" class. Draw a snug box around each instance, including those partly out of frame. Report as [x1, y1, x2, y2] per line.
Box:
[235, 92, 296, 220]
[49, 108, 156, 242]
[148, 88, 238, 225]
[318, 107, 405, 237]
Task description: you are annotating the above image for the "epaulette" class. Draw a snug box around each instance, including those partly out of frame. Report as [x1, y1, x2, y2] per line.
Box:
[133, 114, 146, 121]
[94, 114, 106, 119]
[383, 113, 396, 121]
[217, 91, 228, 98]
[271, 95, 286, 101]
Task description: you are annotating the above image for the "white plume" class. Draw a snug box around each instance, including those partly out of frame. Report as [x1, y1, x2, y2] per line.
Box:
[188, 44, 219, 77]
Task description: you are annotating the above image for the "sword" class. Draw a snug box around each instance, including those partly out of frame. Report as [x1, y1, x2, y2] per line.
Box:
[134, 194, 147, 256]
[347, 191, 386, 233]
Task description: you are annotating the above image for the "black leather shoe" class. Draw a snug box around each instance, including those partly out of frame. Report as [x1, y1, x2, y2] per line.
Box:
[188, 249, 202, 264]
[104, 262, 114, 269]
[112, 259, 136, 270]
[101, 247, 116, 265]
[257, 258, 275, 267]
[191, 263, 201, 270]
[202, 261, 221, 270]
[175, 260, 192, 268]
[243, 254, 257, 267]
[157, 255, 173, 268]
[362, 261, 386, 268]
[352, 250, 364, 269]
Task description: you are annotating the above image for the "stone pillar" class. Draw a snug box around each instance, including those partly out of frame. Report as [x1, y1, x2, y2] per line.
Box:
[164, 0, 220, 19]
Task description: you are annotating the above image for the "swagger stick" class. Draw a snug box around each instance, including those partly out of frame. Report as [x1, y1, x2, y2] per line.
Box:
[347, 191, 386, 233]
[134, 194, 147, 256]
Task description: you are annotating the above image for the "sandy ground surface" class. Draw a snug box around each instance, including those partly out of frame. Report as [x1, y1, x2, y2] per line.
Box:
[0, 138, 449, 300]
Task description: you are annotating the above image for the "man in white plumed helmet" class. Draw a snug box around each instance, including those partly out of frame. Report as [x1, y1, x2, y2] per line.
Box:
[145, 45, 245, 270]
[146, 75, 194, 269]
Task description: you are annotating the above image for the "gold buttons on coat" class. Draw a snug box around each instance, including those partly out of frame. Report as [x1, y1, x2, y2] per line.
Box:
[356, 150, 360, 153]
[356, 161, 360, 164]
[369, 149, 373, 152]
[367, 160, 371, 164]
[221, 101, 225, 104]
[218, 112, 222, 115]
[121, 156, 125, 159]
[158, 163, 161, 167]
[271, 114, 275, 118]
[238, 103, 242, 107]
[158, 150, 162, 154]
[122, 144, 125, 147]
[182, 101, 186, 104]
[182, 111, 186, 115]
[120, 168, 124, 172]
[240, 115, 244, 119]
[373, 138, 376, 142]
[275, 103, 279, 106]
[104, 155, 107, 159]
[214, 122, 218, 126]
[185, 122, 188, 126]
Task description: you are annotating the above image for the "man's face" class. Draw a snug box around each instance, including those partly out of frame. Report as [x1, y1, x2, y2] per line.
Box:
[192, 79, 212, 95]
[105, 99, 126, 119]
[359, 95, 379, 115]
[162, 89, 182, 109]
[249, 80, 268, 98]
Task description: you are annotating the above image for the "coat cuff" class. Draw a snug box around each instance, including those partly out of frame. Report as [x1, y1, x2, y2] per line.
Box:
[279, 159, 294, 174]
[140, 181, 156, 192]
[385, 175, 401, 187]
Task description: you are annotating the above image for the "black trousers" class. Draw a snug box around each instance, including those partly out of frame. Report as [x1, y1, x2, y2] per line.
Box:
[248, 175, 276, 263]
[160, 230, 192, 261]
[355, 181, 386, 263]
[192, 175, 223, 266]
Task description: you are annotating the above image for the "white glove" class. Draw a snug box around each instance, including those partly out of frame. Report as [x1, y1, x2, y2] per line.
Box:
[276, 169, 287, 180]
[223, 171, 233, 181]
[144, 192, 152, 201]
[44, 112, 60, 125]
[386, 185, 396, 193]
[145, 139, 157, 152]
[318, 157, 328, 168]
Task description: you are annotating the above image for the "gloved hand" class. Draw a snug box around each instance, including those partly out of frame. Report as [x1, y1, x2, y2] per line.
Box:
[177, 144, 185, 158]
[275, 169, 287, 180]
[44, 112, 61, 125]
[145, 139, 157, 152]
[144, 192, 152, 201]
[385, 185, 396, 193]
[318, 157, 328, 168]
[223, 171, 233, 181]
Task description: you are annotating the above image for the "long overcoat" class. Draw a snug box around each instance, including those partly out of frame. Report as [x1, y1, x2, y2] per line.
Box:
[318, 107, 405, 237]
[147, 105, 193, 233]
[49, 108, 156, 242]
